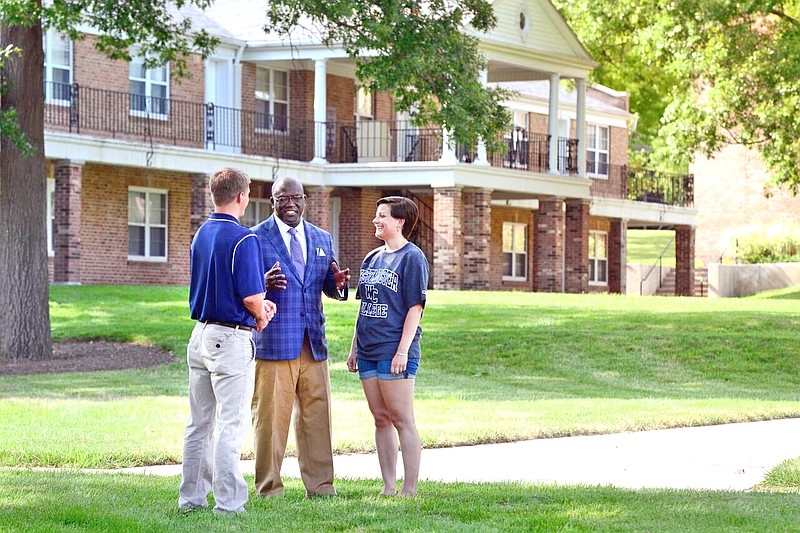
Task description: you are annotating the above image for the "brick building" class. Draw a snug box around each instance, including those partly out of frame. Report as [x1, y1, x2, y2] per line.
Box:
[692, 143, 800, 265]
[42, 0, 697, 294]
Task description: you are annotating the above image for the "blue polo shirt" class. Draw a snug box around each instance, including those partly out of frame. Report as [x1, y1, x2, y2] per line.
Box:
[189, 213, 265, 327]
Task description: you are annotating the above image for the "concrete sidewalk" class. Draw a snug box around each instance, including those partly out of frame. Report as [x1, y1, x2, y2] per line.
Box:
[118, 418, 800, 491]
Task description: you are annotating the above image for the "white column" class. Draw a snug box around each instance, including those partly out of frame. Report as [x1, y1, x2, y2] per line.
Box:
[576, 77, 587, 177]
[440, 127, 458, 164]
[548, 73, 560, 174]
[312, 59, 328, 164]
[474, 68, 489, 166]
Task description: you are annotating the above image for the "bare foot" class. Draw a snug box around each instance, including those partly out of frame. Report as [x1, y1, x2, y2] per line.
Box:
[380, 490, 397, 497]
[398, 490, 417, 497]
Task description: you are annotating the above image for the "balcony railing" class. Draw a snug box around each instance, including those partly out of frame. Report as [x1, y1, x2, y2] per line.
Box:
[589, 164, 693, 207]
[43, 83, 692, 206]
[627, 166, 694, 207]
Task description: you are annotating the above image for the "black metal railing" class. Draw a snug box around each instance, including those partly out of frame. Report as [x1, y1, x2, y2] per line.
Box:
[42, 82, 699, 208]
[590, 163, 627, 199]
[627, 167, 694, 207]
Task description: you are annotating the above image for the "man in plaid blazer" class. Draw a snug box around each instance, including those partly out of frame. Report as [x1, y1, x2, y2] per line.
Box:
[251, 177, 350, 498]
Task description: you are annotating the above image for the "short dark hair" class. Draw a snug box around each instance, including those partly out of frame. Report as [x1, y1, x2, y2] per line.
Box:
[209, 167, 250, 206]
[377, 196, 419, 238]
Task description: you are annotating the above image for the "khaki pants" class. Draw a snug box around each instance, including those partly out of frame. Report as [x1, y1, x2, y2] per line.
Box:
[251, 336, 335, 497]
[179, 322, 255, 512]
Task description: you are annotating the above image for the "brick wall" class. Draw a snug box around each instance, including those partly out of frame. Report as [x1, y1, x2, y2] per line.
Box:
[564, 199, 589, 293]
[53, 160, 83, 283]
[692, 144, 800, 264]
[337, 188, 383, 282]
[462, 189, 492, 290]
[305, 187, 332, 231]
[76, 163, 192, 285]
[535, 197, 564, 292]
[608, 218, 627, 294]
[291, 69, 314, 122]
[190, 173, 212, 237]
[69, 33, 206, 149]
[675, 225, 695, 296]
[433, 188, 463, 290]
[491, 206, 535, 291]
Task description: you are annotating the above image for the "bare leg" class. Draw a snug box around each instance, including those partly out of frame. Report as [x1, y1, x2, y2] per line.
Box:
[379, 378, 420, 496]
[361, 377, 398, 495]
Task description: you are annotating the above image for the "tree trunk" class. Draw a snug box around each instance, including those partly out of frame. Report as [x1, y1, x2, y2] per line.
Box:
[0, 18, 53, 362]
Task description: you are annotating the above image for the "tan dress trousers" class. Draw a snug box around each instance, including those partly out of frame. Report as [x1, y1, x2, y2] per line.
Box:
[251, 335, 335, 497]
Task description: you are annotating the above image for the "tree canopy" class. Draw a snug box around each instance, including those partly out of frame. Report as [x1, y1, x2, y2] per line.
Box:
[554, 0, 800, 191]
[0, 0, 507, 362]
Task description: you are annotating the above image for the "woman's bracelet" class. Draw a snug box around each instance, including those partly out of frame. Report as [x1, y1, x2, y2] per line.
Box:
[395, 352, 408, 357]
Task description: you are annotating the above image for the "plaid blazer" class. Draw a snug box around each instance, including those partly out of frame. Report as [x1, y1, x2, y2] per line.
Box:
[251, 215, 347, 361]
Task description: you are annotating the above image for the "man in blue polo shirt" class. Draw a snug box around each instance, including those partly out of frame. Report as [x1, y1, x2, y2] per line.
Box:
[179, 167, 276, 516]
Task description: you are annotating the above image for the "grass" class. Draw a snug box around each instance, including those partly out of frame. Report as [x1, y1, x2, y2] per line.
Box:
[2, 471, 800, 532]
[2, 286, 800, 468]
[627, 229, 675, 266]
[3, 285, 800, 530]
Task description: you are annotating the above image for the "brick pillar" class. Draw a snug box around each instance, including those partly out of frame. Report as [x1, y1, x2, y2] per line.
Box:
[53, 160, 83, 284]
[675, 225, 696, 296]
[535, 197, 564, 292]
[305, 186, 332, 231]
[190, 173, 212, 237]
[462, 188, 492, 290]
[337, 188, 382, 283]
[608, 218, 627, 294]
[564, 198, 589, 293]
[433, 188, 463, 290]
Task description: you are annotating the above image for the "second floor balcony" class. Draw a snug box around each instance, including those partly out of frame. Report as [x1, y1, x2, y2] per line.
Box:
[43, 82, 693, 207]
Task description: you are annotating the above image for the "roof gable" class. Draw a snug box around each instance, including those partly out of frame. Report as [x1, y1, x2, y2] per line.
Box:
[480, 0, 593, 63]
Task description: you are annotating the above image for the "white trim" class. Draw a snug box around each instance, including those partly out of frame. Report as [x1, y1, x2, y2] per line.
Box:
[129, 52, 170, 117]
[255, 66, 289, 131]
[46, 178, 55, 256]
[127, 186, 169, 261]
[589, 230, 608, 285]
[232, 233, 258, 276]
[586, 124, 609, 177]
[43, 30, 73, 105]
[502, 222, 528, 281]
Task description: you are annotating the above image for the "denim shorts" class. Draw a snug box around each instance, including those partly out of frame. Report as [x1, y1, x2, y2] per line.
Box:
[357, 357, 420, 381]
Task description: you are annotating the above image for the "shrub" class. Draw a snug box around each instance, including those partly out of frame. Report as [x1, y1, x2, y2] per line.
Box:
[737, 221, 800, 264]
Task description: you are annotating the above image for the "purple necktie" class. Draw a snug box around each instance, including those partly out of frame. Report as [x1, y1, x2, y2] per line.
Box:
[288, 227, 305, 276]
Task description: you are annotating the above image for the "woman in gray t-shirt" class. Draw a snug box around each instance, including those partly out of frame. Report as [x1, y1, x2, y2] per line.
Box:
[347, 196, 428, 496]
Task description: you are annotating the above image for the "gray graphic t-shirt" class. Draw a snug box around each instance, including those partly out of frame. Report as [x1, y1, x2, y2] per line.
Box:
[355, 242, 428, 361]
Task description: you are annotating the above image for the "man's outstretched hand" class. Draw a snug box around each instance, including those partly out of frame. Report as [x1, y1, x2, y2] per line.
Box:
[333, 262, 350, 290]
[265, 261, 287, 290]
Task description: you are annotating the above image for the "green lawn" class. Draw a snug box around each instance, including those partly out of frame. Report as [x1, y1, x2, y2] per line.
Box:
[627, 229, 675, 266]
[3, 285, 800, 530]
[2, 471, 799, 532]
[2, 286, 800, 469]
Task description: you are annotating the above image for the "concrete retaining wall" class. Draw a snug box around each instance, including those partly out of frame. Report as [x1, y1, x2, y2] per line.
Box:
[708, 262, 800, 297]
[626, 264, 672, 296]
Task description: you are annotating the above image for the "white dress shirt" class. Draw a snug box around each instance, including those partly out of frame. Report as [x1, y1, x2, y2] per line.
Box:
[274, 216, 308, 264]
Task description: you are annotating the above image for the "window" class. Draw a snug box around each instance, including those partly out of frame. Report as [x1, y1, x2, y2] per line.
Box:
[255, 67, 289, 131]
[129, 54, 169, 117]
[355, 87, 374, 121]
[240, 198, 272, 229]
[589, 231, 608, 284]
[43, 30, 72, 104]
[128, 188, 168, 260]
[502, 222, 528, 280]
[46, 178, 55, 256]
[586, 124, 609, 177]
